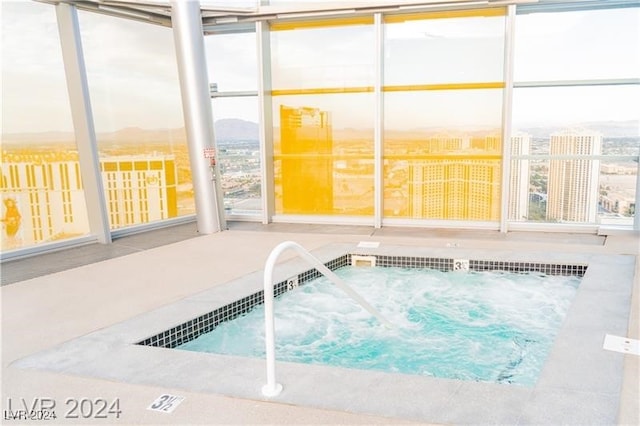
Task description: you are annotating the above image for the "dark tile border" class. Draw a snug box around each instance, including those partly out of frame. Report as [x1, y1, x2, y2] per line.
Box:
[138, 254, 587, 349]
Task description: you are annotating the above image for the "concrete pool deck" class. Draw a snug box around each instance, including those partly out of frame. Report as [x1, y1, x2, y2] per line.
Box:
[1, 222, 639, 425]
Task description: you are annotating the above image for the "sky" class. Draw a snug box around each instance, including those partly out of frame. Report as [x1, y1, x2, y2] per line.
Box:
[2, 0, 185, 134]
[1, 0, 638, 135]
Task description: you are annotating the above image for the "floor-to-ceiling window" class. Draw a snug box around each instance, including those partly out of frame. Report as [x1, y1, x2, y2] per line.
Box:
[1, 1, 91, 251]
[382, 9, 506, 223]
[205, 30, 261, 218]
[270, 18, 376, 218]
[78, 12, 191, 230]
[511, 5, 639, 227]
[3, 1, 637, 257]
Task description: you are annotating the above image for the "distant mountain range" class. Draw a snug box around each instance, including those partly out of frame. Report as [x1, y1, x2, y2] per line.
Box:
[214, 118, 259, 140]
[2, 119, 637, 144]
[516, 120, 639, 139]
[1, 119, 259, 144]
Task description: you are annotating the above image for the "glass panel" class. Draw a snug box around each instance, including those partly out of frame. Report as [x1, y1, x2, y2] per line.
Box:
[271, 20, 375, 91]
[78, 12, 193, 228]
[546, 132, 602, 223]
[599, 160, 637, 226]
[271, 21, 375, 216]
[205, 32, 258, 92]
[211, 97, 261, 216]
[383, 10, 505, 221]
[511, 85, 639, 225]
[513, 85, 639, 128]
[508, 132, 532, 221]
[512, 157, 638, 227]
[384, 9, 505, 85]
[273, 94, 375, 215]
[514, 8, 640, 81]
[526, 159, 549, 222]
[1, 2, 90, 251]
[206, 31, 262, 217]
[383, 89, 503, 220]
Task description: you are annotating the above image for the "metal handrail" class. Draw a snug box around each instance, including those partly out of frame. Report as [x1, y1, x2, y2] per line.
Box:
[261, 241, 391, 397]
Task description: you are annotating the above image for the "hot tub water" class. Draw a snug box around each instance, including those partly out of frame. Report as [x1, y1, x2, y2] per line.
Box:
[179, 266, 580, 386]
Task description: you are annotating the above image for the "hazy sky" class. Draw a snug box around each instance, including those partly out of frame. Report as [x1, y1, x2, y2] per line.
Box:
[2, 0, 184, 134]
[1, 0, 638, 134]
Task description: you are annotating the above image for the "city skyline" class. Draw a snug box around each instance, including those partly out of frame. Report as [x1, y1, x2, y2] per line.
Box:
[0, 153, 178, 248]
[2, 126, 636, 250]
[547, 130, 602, 223]
[3, 117, 639, 141]
[2, 1, 637, 251]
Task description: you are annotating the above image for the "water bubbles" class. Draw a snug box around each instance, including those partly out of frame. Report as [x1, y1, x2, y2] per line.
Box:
[179, 266, 579, 386]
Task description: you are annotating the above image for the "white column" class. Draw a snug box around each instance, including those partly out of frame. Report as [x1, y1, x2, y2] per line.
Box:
[374, 12, 384, 229]
[171, 0, 225, 233]
[257, 21, 275, 224]
[499, 5, 517, 233]
[55, 3, 111, 244]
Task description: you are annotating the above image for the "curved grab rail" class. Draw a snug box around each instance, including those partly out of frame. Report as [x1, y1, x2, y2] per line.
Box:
[262, 241, 392, 397]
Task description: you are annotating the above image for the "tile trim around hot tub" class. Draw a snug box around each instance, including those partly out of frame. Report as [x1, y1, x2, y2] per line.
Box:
[137, 253, 587, 350]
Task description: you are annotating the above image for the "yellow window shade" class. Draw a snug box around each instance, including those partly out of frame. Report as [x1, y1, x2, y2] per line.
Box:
[270, 16, 374, 31]
[384, 7, 506, 24]
[271, 87, 374, 96]
[383, 82, 505, 92]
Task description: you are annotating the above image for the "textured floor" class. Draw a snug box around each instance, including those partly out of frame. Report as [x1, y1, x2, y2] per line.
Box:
[3, 221, 607, 286]
[1, 222, 637, 425]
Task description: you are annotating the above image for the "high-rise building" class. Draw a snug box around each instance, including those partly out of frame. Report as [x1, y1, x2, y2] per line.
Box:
[509, 132, 531, 220]
[0, 153, 89, 248]
[1, 153, 177, 247]
[424, 135, 467, 153]
[404, 134, 501, 220]
[280, 105, 333, 214]
[408, 159, 500, 220]
[100, 155, 178, 228]
[547, 130, 602, 223]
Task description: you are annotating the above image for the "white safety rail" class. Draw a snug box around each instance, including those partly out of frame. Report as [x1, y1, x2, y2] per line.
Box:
[261, 241, 392, 397]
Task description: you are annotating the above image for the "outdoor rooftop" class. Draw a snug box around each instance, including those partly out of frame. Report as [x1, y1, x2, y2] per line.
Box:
[2, 0, 639, 423]
[1, 222, 638, 424]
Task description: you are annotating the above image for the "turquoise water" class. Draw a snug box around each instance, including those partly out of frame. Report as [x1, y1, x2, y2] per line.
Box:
[179, 266, 580, 386]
